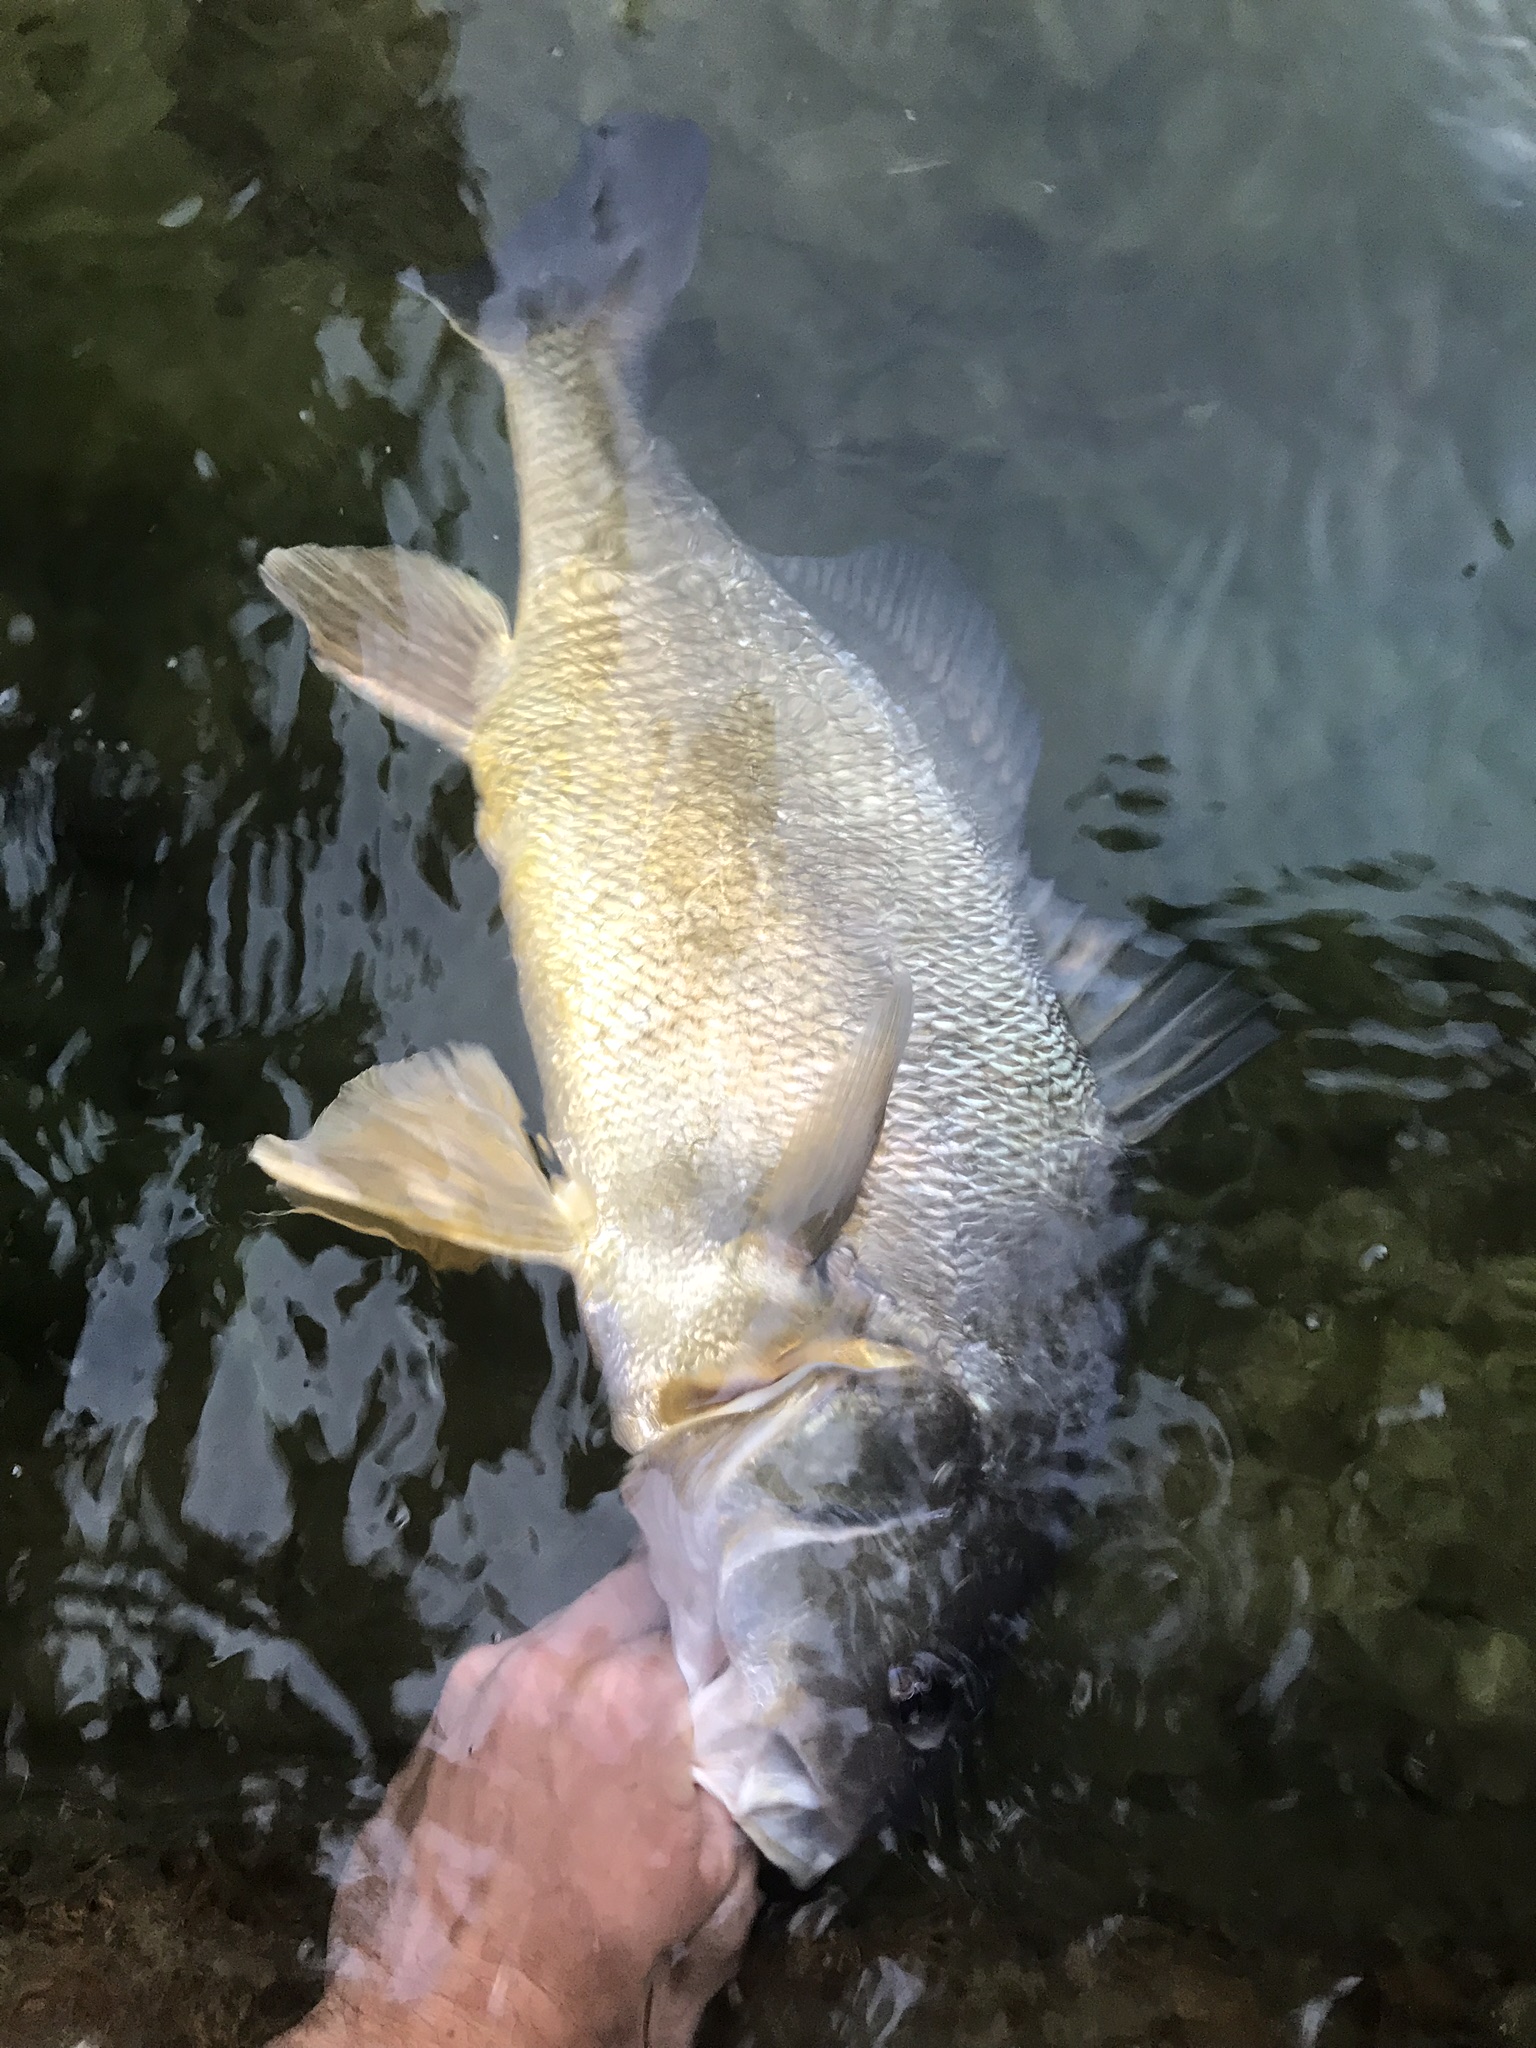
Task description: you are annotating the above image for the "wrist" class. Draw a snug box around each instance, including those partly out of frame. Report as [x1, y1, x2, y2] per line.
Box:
[275, 1973, 579, 2048]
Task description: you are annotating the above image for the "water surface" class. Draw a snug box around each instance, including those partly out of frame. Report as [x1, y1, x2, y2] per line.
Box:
[3, 2, 1536, 2042]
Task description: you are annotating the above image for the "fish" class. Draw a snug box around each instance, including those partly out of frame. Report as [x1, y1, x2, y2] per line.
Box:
[251, 113, 1273, 1885]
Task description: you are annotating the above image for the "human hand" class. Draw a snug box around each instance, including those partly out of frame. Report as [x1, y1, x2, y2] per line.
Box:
[277, 1557, 758, 2048]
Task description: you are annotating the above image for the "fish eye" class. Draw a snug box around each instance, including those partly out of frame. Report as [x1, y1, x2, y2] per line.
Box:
[887, 1649, 958, 1751]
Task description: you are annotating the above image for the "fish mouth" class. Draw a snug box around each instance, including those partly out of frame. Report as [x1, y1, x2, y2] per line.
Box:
[683, 1653, 848, 1883]
[623, 1357, 998, 1885]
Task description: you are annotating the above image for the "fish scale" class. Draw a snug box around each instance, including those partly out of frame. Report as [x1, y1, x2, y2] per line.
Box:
[252, 113, 1271, 1882]
[479, 500, 1100, 1439]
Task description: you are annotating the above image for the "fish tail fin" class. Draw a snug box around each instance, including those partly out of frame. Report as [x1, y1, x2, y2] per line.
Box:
[409, 114, 709, 370]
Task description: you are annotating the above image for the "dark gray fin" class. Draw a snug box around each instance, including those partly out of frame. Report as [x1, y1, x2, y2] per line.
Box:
[261, 546, 512, 755]
[751, 974, 914, 1260]
[763, 543, 1272, 1137]
[251, 1046, 585, 1271]
[764, 543, 1040, 858]
[1018, 876, 1276, 1142]
[407, 113, 710, 368]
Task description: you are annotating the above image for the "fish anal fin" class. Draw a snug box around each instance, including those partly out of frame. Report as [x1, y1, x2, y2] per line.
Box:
[261, 546, 513, 756]
[251, 1045, 582, 1271]
[1018, 875, 1276, 1141]
[751, 974, 914, 1261]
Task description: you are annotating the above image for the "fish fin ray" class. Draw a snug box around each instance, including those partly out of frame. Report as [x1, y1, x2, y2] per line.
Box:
[1018, 875, 1276, 1140]
[261, 545, 512, 755]
[765, 542, 1040, 857]
[251, 1045, 580, 1270]
[752, 974, 914, 1259]
[656, 1339, 913, 1429]
[764, 548, 1273, 1137]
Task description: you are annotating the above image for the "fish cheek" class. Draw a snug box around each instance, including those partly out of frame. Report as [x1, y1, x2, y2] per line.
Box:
[717, 1529, 916, 1820]
[723, 1366, 984, 1523]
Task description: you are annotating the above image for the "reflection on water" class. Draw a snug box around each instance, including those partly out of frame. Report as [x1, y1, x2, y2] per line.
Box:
[2, 0, 1536, 2041]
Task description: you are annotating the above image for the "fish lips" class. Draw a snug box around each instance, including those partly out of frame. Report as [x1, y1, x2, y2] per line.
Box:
[624, 1358, 1001, 1885]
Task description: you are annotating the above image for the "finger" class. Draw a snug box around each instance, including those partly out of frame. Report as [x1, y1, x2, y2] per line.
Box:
[566, 1636, 696, 1799]
[368, 1739, 437, 1843]
[430, 1555, 668, 1744]
[528, 1553, 669, 1660]
[427, 1642, 523, 1760]
[692, 1790, 747, 1900]
[684, 1837, 760, 1975]
[644, 1843, 760, 2048]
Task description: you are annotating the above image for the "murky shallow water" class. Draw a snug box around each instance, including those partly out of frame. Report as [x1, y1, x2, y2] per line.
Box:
[3, 1, 1536, 2042]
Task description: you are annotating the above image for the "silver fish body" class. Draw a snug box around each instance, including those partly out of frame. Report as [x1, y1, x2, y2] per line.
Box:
[254, 114, 1270, 1882]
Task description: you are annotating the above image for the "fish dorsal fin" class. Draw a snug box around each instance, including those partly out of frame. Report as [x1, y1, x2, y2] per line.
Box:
[751, 974, 914, 1261]
[763, 547, 1271, 1138]
[261, 546, 513, 757]
[765, 543, 1040, 857]
[251, 1045, 588, 1271]
[1017, 876, 1276, 1142]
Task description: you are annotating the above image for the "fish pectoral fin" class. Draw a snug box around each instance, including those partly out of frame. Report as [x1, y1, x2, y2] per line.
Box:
[261, 545, 513, 757]
[250, 1044, 583, 1272]
[751, 972, 914, 1261]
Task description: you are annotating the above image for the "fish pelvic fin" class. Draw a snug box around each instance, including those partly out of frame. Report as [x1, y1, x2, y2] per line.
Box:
[261, 546, 513, 756]
[250, 1045, 588, 1272]
[751, 973, 914, 1261]
[408, 114, 709, 375]
[1020, 879, 1276, 1142]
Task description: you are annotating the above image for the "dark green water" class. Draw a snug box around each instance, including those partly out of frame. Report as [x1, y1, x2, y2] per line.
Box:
[3, 2, 1536, 2043]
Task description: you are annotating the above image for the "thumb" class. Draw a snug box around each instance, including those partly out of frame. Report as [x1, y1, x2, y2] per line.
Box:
[643, 1841, 760, 2048]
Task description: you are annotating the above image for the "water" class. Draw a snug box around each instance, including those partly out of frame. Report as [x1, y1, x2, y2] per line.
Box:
[2, 1, 1536, 2041]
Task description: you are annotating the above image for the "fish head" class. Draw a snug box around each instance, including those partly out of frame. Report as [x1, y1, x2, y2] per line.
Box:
[624, 1351, 1051, 1885]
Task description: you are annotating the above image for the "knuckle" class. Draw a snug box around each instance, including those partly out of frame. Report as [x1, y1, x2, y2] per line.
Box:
[433, 1648, 490, 1717]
